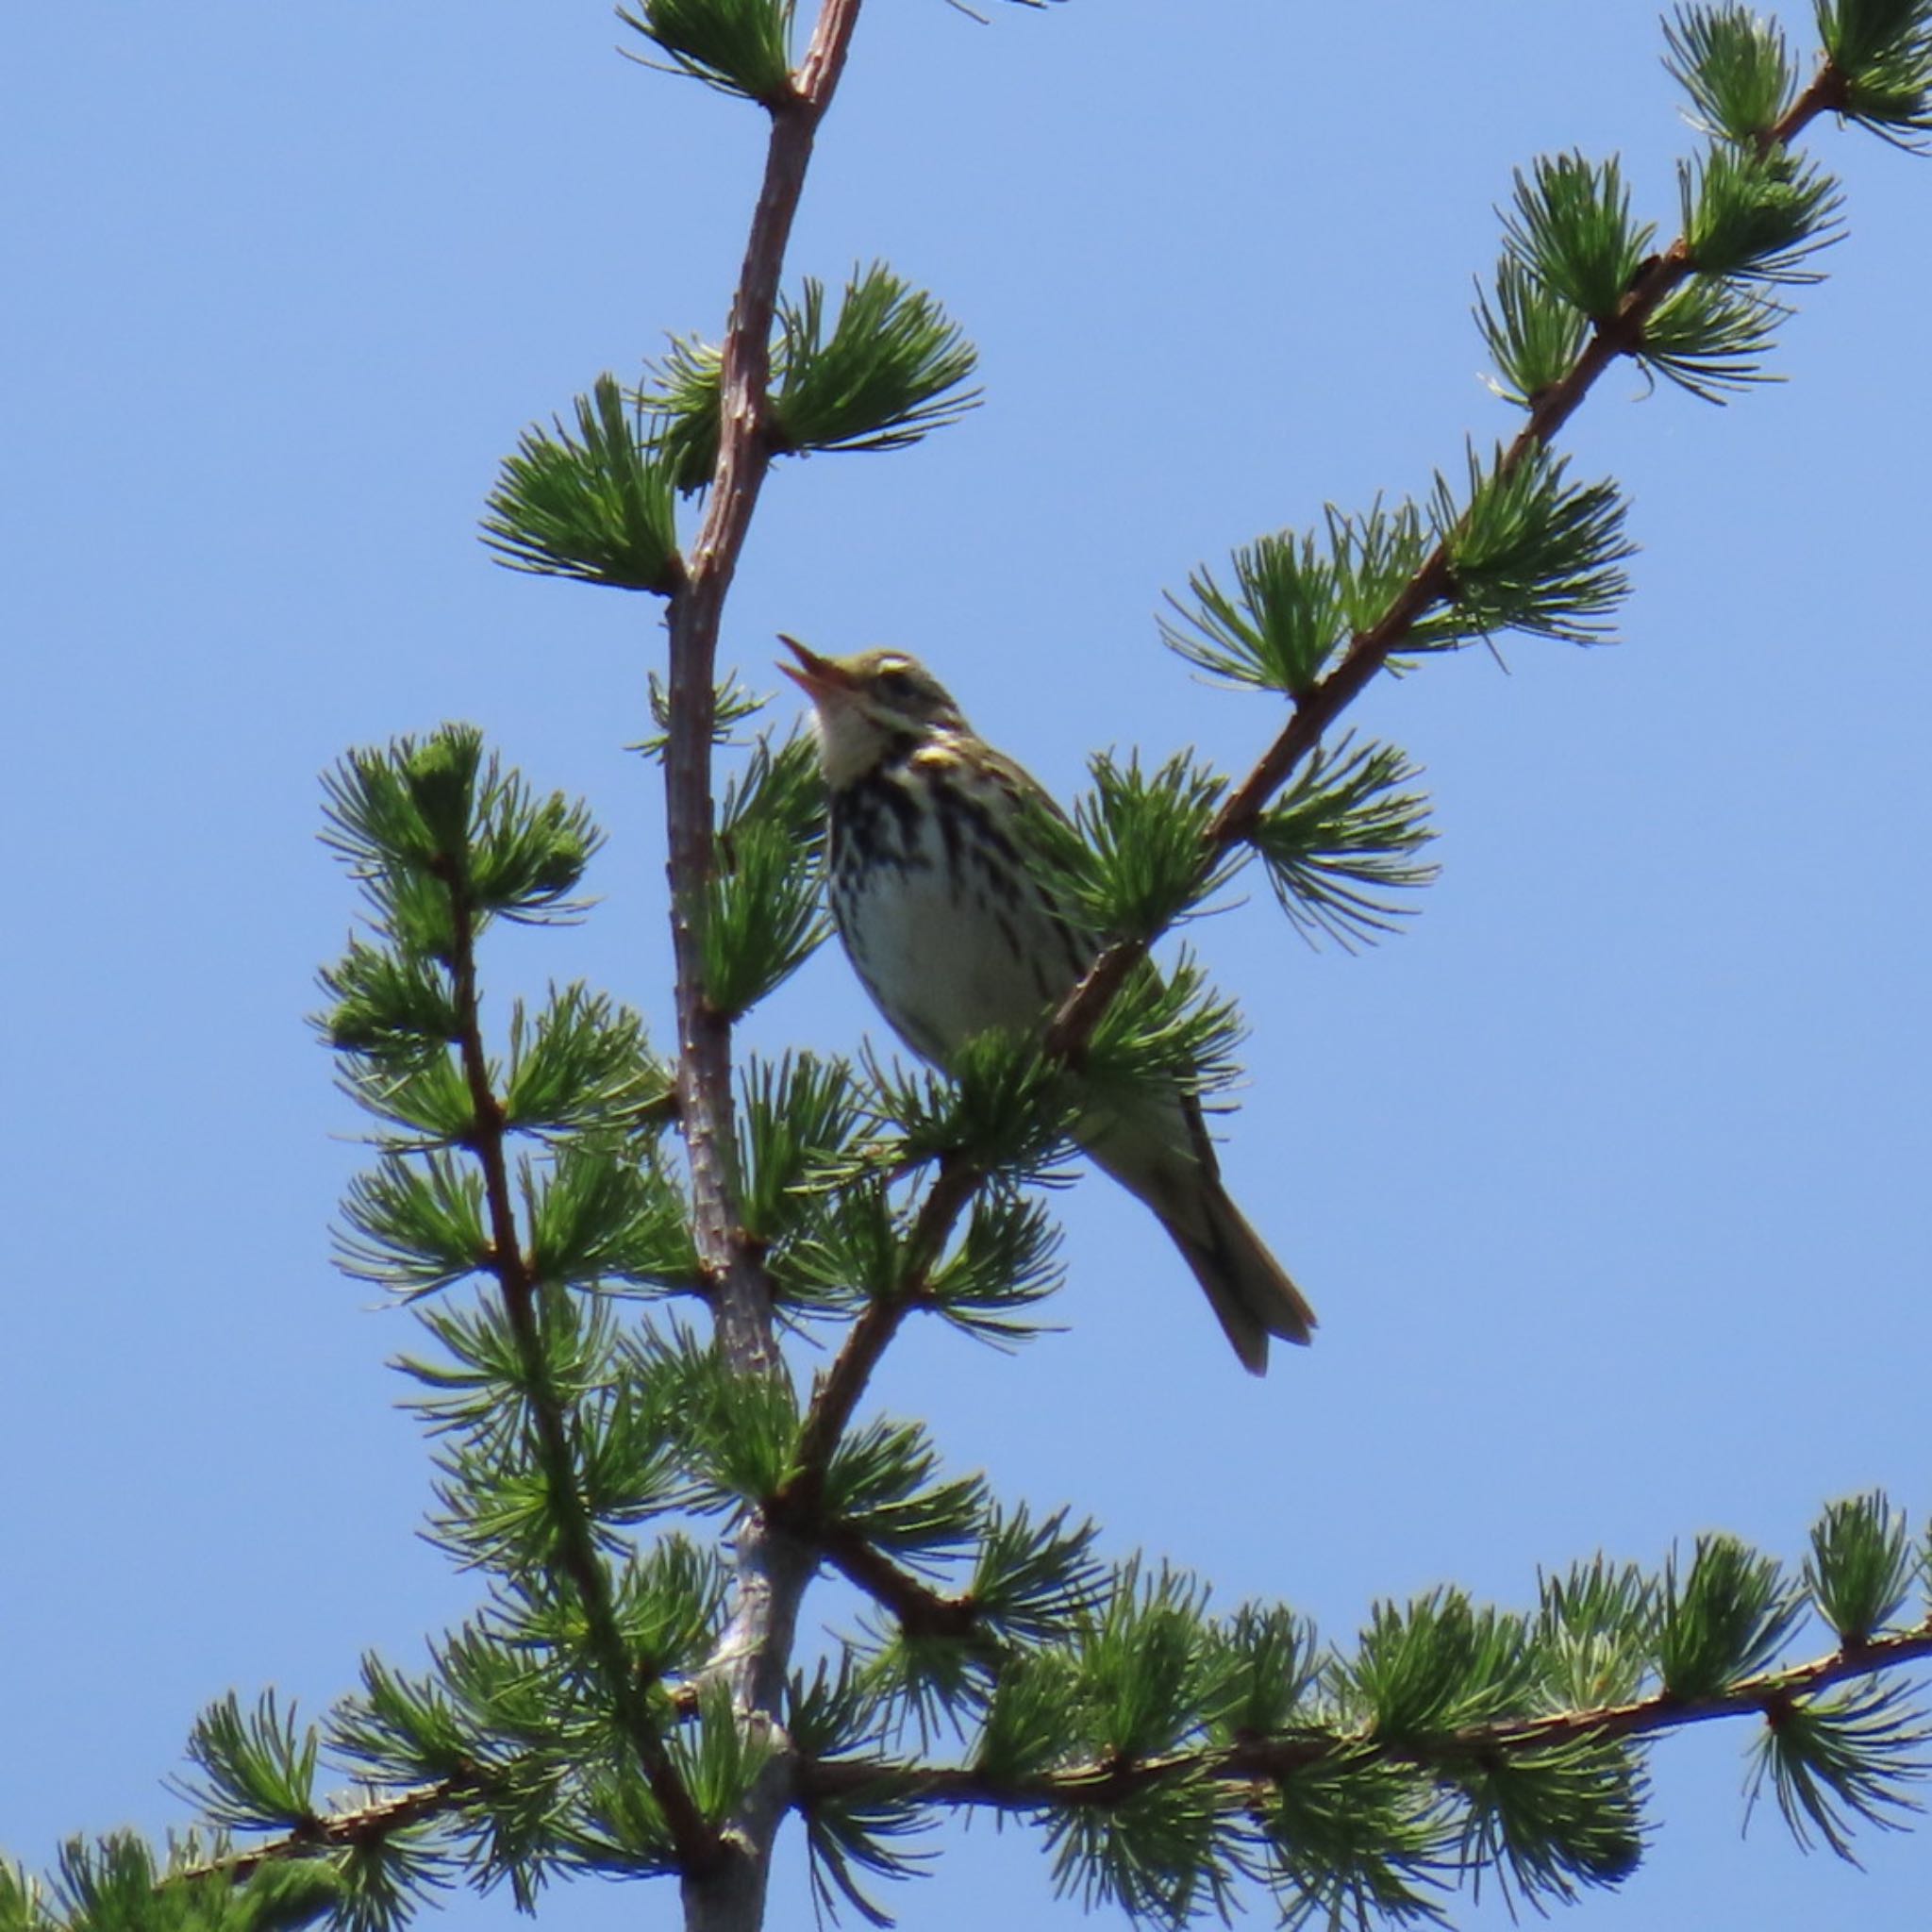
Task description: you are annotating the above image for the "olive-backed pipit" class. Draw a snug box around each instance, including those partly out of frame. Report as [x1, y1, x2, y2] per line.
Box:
[781, 639, 1315, 1374]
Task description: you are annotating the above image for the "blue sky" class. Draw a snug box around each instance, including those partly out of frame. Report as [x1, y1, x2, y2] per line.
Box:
[6, 3, 1931, 1927]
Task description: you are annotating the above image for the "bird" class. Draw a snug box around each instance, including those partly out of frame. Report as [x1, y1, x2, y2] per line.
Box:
[778, 636, 1316, 1374]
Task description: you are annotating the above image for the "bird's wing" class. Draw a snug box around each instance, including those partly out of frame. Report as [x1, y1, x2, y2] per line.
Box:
[978, 742, 1074, 826]
[975, 743, 1101, 962]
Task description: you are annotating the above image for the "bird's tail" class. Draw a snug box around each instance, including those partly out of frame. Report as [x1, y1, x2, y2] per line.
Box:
[1156, 1174, 1317, 1376]
[1079, 1093, 1317, 1375]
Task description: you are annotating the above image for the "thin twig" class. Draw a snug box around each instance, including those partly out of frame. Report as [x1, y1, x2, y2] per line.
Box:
[170, 1778, 479, 1887]
[817, 1531, 987, 1642]
[758, 1503, 989, 1644]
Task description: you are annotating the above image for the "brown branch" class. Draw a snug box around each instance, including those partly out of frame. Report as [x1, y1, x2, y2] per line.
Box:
[443, 880, 724, 1881]
[758, 1503, 989, 1645]
[789, 1155, 986, 1490]
[170, 1778, 479, 1888]
[818, 1532, 987, 1643]
[801, 1621, 1932, 1813]
[1044, 58, 1852, 1068]
[663, 0, 864, 1383]
[651, 5, 868, 1927]
[175, 1688, 715, 1892]
[750, 1163, 1003, 1662]
[729, 1166, 997, 1708]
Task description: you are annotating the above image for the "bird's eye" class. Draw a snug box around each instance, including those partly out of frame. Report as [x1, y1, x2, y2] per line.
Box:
[876, 666, 915, 697]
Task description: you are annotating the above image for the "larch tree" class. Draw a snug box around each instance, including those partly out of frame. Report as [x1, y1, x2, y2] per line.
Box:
[8, 6, 1932, 1932]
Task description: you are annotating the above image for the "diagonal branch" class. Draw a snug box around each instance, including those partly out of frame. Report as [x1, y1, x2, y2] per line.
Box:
[814, 1529, 989, 1644]
[1044, 58, 1851, 1066]
[790, 1154, 987, 1490]
[170, 1778, 479, 1889]
[758, 1504, 990, 1646]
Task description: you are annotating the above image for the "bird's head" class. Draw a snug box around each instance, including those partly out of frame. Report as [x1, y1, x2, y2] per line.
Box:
[778, 638, 969, 789]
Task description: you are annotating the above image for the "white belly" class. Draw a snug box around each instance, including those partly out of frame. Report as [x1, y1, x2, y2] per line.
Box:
[830, 774, 1090, 1064]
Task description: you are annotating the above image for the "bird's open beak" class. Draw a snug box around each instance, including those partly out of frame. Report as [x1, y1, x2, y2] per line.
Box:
[777, 634, 856, 701]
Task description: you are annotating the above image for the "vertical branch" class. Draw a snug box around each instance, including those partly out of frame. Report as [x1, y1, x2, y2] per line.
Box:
[662, 0, 864, 1378]
[655, 5, 864, 1927]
